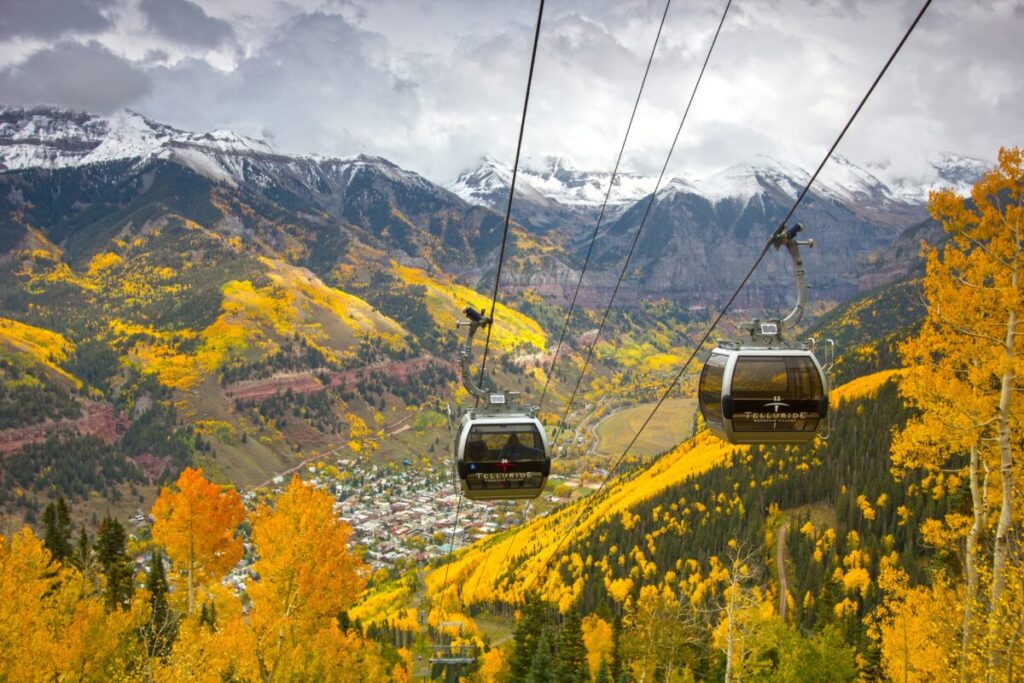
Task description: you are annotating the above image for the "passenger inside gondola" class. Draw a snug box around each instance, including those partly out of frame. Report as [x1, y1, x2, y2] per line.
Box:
[501, 434, 524, 460]
[465, 437, 487, 462]
[465, 424, 544, 462]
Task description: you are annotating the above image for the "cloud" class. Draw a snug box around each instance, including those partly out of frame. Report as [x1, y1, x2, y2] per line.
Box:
[0, 0, 1020, 186]
[140, 11, 418, 156]
[140, 0, 235, 48]
[0, 41, 150, 113]
[0, 0, 113, 40]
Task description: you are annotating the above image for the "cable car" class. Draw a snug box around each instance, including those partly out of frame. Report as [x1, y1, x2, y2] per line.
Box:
[452, 308, 551, 501]
[698, 224, 833, 444]
[699, 344, 828, 443]
[453, 410, 550, 500]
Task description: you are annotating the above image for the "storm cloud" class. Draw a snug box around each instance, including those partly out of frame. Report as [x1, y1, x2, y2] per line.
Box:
[0, 0, 113, 40]
[0, 41, 150, 113]
[139, 0, 235, 48]
[0, 0, 1020, 184]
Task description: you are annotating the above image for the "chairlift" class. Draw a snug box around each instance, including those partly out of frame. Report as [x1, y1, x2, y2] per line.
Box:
[698, 224, 834, 444]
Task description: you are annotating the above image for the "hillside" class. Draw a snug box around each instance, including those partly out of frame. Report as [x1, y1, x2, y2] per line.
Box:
[347, 366, 958, 679]
[0, 105, 970, 531]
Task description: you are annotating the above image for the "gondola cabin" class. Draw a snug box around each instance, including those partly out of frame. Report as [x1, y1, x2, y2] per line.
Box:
[454, 410, 550, 501]
[698, 346, 828, 444]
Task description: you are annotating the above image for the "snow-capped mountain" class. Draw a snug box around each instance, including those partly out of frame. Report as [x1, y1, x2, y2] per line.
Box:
[0, 106, 273, 174]
[892, 152, 992, 202]
[0, 105, 447, 201]
[454, 152, 991, 218]
[450, 156, 657, 210]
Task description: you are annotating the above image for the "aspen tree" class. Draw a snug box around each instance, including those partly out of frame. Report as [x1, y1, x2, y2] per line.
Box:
[151, 467, 244, 614]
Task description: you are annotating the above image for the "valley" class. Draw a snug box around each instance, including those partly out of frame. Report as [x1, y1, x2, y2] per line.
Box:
[0, 104, 1017, 682]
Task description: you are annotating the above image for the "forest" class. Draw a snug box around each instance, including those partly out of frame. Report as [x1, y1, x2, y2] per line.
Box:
[0, 151, 1020, 682]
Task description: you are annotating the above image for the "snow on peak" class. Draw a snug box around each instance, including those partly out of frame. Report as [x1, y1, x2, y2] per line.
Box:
[327, 153, 435, 191]
[815, 155, 895, 203]
[693, 155, 809, 202]
[450, 156, 657, 209]
[890, 152, 991, 202]
[0, 105, 276, 175]
[655, 176, 699, 199]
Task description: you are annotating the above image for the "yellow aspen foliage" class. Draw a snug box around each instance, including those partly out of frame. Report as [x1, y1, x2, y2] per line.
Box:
[248, 478, 374, 677]
[856, 495, 876, 521]
[0, 316, 80, 384]
[606, 577, 634, 603]
[477, 647, 507, 683]
[154, 608, 259, 683]
[0, 528, 137, 681]
[250, 478, 366, 625]
[842, 568, 871, 598]
[151, 467, 245, 614]
[254, 623, 392, 682]
[581, 614, 613, 680]
[895, 148, 1024, 669]
[870, 567, 959, 682]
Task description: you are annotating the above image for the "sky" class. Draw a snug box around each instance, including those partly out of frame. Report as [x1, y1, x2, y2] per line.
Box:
[0, 0, 1021, 185]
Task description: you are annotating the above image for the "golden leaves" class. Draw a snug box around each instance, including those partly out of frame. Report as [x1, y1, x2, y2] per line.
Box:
[151, 467, 245, 614]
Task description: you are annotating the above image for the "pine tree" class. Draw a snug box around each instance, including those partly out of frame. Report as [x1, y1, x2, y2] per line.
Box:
[42, 498, 72, 562]
[96, 516, 133, 611]
[555, 605, 588, 683]
[610, 612, 623, 682]
[72, 526, 91, 571]
[145, 549, 174, 658]
[528, 632, 554, 683]
[595, 661, 611, 683]
[510, 592, 549, 680]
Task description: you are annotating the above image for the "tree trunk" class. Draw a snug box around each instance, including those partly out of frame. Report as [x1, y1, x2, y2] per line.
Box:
[725, 582, 736, 683]
[989, 256, 1018, 676]
[188, 519, 196, 615]
[962, 444, 982, 681]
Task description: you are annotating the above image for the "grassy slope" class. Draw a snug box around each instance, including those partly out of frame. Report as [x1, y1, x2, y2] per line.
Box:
[593, 398, 697, 458]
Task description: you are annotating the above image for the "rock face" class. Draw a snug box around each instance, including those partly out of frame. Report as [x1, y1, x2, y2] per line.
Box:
[224, 357, 455, 403]
[0, 400, 128, 455]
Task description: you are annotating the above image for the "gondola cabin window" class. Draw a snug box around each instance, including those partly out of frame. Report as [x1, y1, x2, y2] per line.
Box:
[465, 423, 545, 462]
[698, 353, 727, 432]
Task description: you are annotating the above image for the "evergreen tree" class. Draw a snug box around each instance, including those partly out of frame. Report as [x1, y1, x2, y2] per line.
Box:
[610, 612, 623, 682]
[510, 592, 549, 680]
[595, 661, 611, 683]
[528, 632, 555, 683]
[96, 516, 134, 611]
[42, 498, 72, 562]
[72, 526, 91, 571]
[145, 550, 174, 658]
[555, 605, 588, 683]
